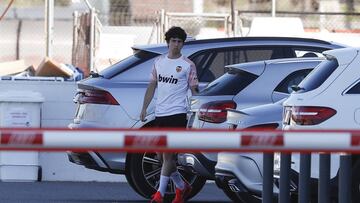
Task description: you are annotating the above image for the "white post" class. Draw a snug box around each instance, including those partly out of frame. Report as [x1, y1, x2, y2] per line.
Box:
[89, 7, 95, 72]
[272, 0, 276, 17]
[45, 0, 54, 58]
[193, 0, 203, 14]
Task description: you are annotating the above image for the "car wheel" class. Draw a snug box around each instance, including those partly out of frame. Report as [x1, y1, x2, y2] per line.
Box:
[127, 152, 207, 200]
[125, 165, 141, 195]
[352, 159, 360, 201]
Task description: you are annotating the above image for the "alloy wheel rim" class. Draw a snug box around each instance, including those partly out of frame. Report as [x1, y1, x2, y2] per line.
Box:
[141, 152, 198, 194]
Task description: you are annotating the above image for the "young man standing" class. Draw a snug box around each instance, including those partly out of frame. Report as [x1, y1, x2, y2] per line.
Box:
[140, 26, 199, 203]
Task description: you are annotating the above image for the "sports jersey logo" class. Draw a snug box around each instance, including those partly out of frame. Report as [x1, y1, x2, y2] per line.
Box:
[158, 74, 178, 84]
[176, 66, 182, 72]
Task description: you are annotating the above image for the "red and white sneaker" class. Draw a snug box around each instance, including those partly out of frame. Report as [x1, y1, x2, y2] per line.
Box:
[172, 183, 192, 203]
[150, 191, 163, 203]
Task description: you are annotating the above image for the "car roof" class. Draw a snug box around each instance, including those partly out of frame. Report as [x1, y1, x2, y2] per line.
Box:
[323, 47, 360, 65]
[225, 57, 324, 75]
[132, 36, 346, 54]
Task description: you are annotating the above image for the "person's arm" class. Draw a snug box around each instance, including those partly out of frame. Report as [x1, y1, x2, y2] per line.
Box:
[190, 85, 199, 95]
[188, 60, 199, 96]
[140, 80, 157, 122]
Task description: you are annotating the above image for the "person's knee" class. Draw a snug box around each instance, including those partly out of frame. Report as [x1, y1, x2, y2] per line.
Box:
[163, 153, 175, 162]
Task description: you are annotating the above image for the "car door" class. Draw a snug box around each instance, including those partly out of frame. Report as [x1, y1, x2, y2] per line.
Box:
[344, 79, 360, 126]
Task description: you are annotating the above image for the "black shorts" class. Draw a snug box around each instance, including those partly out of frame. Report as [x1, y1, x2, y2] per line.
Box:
[154, 113, 187, 128]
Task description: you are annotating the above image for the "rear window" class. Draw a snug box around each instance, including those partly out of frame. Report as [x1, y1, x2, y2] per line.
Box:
[296, 58, 339, 93]
[346, 81, 360, 94]
[198, 70, 258, 96]
[100, 50, 160, 79]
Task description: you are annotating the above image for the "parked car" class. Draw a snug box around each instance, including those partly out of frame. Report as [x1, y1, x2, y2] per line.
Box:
[66, 37, 344, 199]
[279, 47, 360, 201]
[215, 99, 285, 203]
[183, 57, 324, 184]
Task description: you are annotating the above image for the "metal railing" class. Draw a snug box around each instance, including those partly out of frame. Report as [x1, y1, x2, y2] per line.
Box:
[0, 128, 358, 202]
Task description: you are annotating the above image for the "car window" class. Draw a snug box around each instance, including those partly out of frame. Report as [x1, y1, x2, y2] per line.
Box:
[296, 58, 339, 93]
[100, 50, 160, 79]
[292, 47, 325, 57]
[346, 81, 360, 94]
[190, 47, 281, 83]
[274, 69, 313, 94]
[197, 70, 258, 96]
[190, 52, 214, 82]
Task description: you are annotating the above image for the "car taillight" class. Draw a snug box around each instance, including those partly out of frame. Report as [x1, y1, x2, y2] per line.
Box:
[77, 89, 119, 105]
[291, 106, 336, 125]
[198, 100, 236, 123]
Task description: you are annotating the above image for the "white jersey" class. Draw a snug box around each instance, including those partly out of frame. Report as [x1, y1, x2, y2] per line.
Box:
[150, 54, 198, 117]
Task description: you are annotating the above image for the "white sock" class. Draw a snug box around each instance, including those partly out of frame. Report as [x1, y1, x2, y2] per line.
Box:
[170, 171, 185, 190]
[158, 175, 170, 196]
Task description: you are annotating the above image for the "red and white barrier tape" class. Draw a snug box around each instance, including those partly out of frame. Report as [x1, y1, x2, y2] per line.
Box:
[0, 128, 360, 152]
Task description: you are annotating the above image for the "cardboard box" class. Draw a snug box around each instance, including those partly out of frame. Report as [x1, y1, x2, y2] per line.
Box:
[35, 57, 72, 77]
[0, 60, 35, 76]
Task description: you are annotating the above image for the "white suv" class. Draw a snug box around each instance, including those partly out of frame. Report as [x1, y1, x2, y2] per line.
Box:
[281, 47, 360, 201]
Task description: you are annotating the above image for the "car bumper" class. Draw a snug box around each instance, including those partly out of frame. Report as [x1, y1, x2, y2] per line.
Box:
[215, 152, 279, 196]
[67, 122, 127, 174]
[273, 168, 339, 197]
[177, 153, 217, 180]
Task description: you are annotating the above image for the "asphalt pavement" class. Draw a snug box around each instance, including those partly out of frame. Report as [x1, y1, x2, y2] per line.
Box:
[0, 181, 232, 203]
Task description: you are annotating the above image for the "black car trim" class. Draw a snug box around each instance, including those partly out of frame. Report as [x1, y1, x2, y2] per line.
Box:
[215, 169, 249, 193]
[184, 37, 338, 46]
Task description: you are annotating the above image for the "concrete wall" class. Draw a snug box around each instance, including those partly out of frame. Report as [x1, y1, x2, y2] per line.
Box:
[0, 79, 124, 182]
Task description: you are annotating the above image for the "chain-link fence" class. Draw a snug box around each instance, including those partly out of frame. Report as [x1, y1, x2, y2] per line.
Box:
[1, 0, 360, 75]
[236, 0, 360, 33]
[0, 0, 88, 69]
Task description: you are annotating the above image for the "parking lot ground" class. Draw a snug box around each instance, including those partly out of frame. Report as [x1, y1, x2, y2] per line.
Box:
[0, 181, 231, 203]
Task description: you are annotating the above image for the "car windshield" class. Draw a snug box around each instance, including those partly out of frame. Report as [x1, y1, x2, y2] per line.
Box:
[198, 69, 258, 96]
[100, 50, 160, 79]
[295, 58, 339, 93]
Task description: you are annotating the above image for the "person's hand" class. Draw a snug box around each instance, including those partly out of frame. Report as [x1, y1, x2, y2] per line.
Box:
[140, 108, 147, 122]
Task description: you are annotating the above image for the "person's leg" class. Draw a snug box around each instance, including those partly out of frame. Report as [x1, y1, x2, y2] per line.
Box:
[156, 152, 176, 196]
[152, 114, 188, 202]
[161, 152, 177, 176]
[170, 170, 185, 190]
[167, 114, 188, 189]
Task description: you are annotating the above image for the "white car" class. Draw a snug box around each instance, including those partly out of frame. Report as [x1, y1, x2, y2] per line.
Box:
[215, 99, 285, 203]
[280, 47, 360, 201]
[183, 57, 324, 184]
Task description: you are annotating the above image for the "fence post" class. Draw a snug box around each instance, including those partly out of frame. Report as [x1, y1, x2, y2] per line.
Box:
[279, 153, 291, 203]
[89, 7, 95, 73]
[299, 154, 311, 203]
[45, 0, 54, 58]
[160, 9, 165, 43]
[72, 11, 78, 65]
[339, 154, 351, 203]
[318, 153, 330, 203]
[271, 0, 276, 17]
[263, 153, 274, 203]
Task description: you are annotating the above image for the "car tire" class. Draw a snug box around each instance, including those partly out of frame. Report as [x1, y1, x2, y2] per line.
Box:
[126, 152, 207, 200]
[125, 164, 142, 195]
